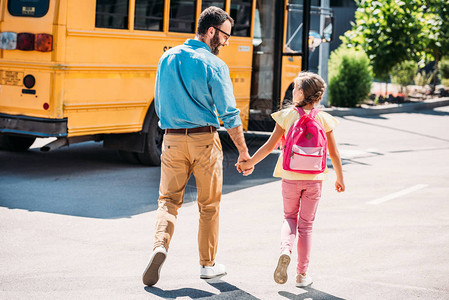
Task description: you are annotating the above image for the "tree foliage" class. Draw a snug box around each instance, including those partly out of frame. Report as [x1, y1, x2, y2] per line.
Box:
[423, 0, 449, 61]
[422, 1, 449, 88]
[343, 0, 427, 81]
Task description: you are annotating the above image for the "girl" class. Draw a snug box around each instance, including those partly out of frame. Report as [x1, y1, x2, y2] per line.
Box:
[238, 71, 345, 287]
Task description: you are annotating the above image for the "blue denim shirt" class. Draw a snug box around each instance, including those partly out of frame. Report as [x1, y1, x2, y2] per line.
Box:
[154, 39, 242, 130]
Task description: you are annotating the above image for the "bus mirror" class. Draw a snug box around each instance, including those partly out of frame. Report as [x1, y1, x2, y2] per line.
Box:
[308, 31, 322, 51]
[322, 16, 334, 43]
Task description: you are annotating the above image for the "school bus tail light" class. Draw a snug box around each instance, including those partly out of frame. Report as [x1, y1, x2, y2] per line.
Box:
[0, 32, 53, 51]
[17, 33, 35, 50]
[0, 32, 17, 50]
[35, 34, 53, 52]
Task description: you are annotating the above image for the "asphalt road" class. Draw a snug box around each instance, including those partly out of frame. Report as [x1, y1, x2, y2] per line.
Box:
[1, 106, 449, 299]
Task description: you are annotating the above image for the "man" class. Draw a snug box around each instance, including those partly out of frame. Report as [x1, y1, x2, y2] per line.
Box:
[142, 7, 252, 286]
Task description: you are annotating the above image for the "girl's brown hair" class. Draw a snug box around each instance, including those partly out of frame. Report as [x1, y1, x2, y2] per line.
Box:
[293, 71, 326, 107]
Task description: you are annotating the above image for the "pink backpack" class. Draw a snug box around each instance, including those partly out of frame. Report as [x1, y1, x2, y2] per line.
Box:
[282, 107, 327, 174]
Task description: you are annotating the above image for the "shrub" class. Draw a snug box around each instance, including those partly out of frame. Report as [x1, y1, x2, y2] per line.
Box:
[414, 70, 434, 87]
[439, 57, 449, 83]
[328, 45, 373, 107]
[391, 61, 418, 93]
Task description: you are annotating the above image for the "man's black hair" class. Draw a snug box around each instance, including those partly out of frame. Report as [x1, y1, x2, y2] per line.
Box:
[197, 6, 234, 36]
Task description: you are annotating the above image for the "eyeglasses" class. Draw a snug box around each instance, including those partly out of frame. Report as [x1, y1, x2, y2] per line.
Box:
[213, 26, 231, 41]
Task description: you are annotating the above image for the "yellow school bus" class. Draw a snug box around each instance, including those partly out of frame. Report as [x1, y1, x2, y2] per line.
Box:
[0, 0, 333, 165]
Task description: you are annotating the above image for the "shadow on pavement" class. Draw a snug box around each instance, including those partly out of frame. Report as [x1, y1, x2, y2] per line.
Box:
[279, 287, 345, 300]
[342, 113, 449, 143]
[145, 286, 215, 299]
[0, 133, 279, 219]
[339, 105, 449, 120]
[410, 107, 449, 117]
[221, 131, 279, 194]
[144, 278, 259, 299]
[341, 114, 388, 120]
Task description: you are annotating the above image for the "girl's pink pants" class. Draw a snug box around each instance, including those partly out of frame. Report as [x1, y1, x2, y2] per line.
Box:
[281, 179, 322, 274]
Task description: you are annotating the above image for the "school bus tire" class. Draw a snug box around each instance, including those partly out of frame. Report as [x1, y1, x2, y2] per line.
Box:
[0, 134, 35, 152]
[137, 108, 163, 166]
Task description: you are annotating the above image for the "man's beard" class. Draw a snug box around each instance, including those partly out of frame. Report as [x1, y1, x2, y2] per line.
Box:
[210, 32, 223, 55]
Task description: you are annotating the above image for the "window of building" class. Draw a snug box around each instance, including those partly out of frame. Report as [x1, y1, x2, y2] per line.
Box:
[330, 0, 357, 7]
[169, 0, 197, 33]
[134, 0, 164, 31]
[8, 0, 50, 18]
[201, 0, 226, 11]
[289, 0, 320, 5]
[230, 0, 252, 37]
[95, 0, 129, 29]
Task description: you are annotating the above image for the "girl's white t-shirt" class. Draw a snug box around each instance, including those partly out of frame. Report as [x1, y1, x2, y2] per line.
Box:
[271, 107, 340, 181]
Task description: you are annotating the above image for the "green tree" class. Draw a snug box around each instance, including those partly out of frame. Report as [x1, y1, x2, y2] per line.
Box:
[343, 0, 426, 81]
[422, 1, 449, 89]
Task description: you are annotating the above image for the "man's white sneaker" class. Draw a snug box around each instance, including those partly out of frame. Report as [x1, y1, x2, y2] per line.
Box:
[296, 273, 313, 287]
[274, 250, 291, 284]
[200, 263, 227, 279]
[142, 246, 167, 286]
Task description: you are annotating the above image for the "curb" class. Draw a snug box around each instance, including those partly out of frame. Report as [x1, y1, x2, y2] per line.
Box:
[322, 97, 449, 117]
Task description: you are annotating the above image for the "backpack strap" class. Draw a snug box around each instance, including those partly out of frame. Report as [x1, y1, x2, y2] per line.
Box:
[309, 108, 320, 119]
[294, 106, 306, 117]
[295, 106, 320, 119]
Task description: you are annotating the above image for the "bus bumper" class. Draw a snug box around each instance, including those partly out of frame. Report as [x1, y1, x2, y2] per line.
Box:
[0, 113, 67, 137]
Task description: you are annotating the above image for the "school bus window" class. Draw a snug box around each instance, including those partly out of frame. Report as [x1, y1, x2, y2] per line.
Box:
[230, 0, 252, 37]
[201, 0, 226, 11]
[95, 0, 129, 30]
[169, 0, 197, 33]
[134, 0, 164, 31]
[285, 3, 303, 52]
[253, 8, 262, 46]
[8, 0, 49, 18]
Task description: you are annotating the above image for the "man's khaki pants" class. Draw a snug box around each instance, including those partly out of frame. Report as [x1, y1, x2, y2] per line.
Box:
[154, 131, 223, 266]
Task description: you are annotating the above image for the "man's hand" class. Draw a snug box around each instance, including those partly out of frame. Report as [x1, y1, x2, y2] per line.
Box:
[236, 152, 252, 173]
[235, 154, 255, 176]
[225, 125, 253, 175]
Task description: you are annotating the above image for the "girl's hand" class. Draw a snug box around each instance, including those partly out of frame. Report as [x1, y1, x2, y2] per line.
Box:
[238, 160, 249, 171]
[235, 160, 254, 176]
[242, 166, 254, 176]
[335, 179, 345, 192]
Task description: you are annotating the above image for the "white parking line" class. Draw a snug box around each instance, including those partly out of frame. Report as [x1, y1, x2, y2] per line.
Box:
[367, 184, 429, 205]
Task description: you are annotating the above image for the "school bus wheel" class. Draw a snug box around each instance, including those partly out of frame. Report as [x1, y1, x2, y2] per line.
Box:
[137, 107, 163, 166]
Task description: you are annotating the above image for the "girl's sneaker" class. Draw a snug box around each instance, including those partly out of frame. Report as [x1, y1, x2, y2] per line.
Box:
[296, 273, 313, 287]
[273, 250, 291, 284]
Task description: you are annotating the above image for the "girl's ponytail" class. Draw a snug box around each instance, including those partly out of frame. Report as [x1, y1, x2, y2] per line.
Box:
[294, 72, 326, 107]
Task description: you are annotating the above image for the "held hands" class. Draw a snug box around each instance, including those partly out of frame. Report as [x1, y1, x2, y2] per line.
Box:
[236, 159, 254, 176]
[235, 152, 254, 176]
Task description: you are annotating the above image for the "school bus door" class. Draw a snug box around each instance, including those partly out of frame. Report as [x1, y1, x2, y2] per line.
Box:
[248, 0, 304, 131]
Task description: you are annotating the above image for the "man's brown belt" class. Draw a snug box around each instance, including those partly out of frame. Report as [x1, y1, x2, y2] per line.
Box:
[165, 126, 217, 134]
